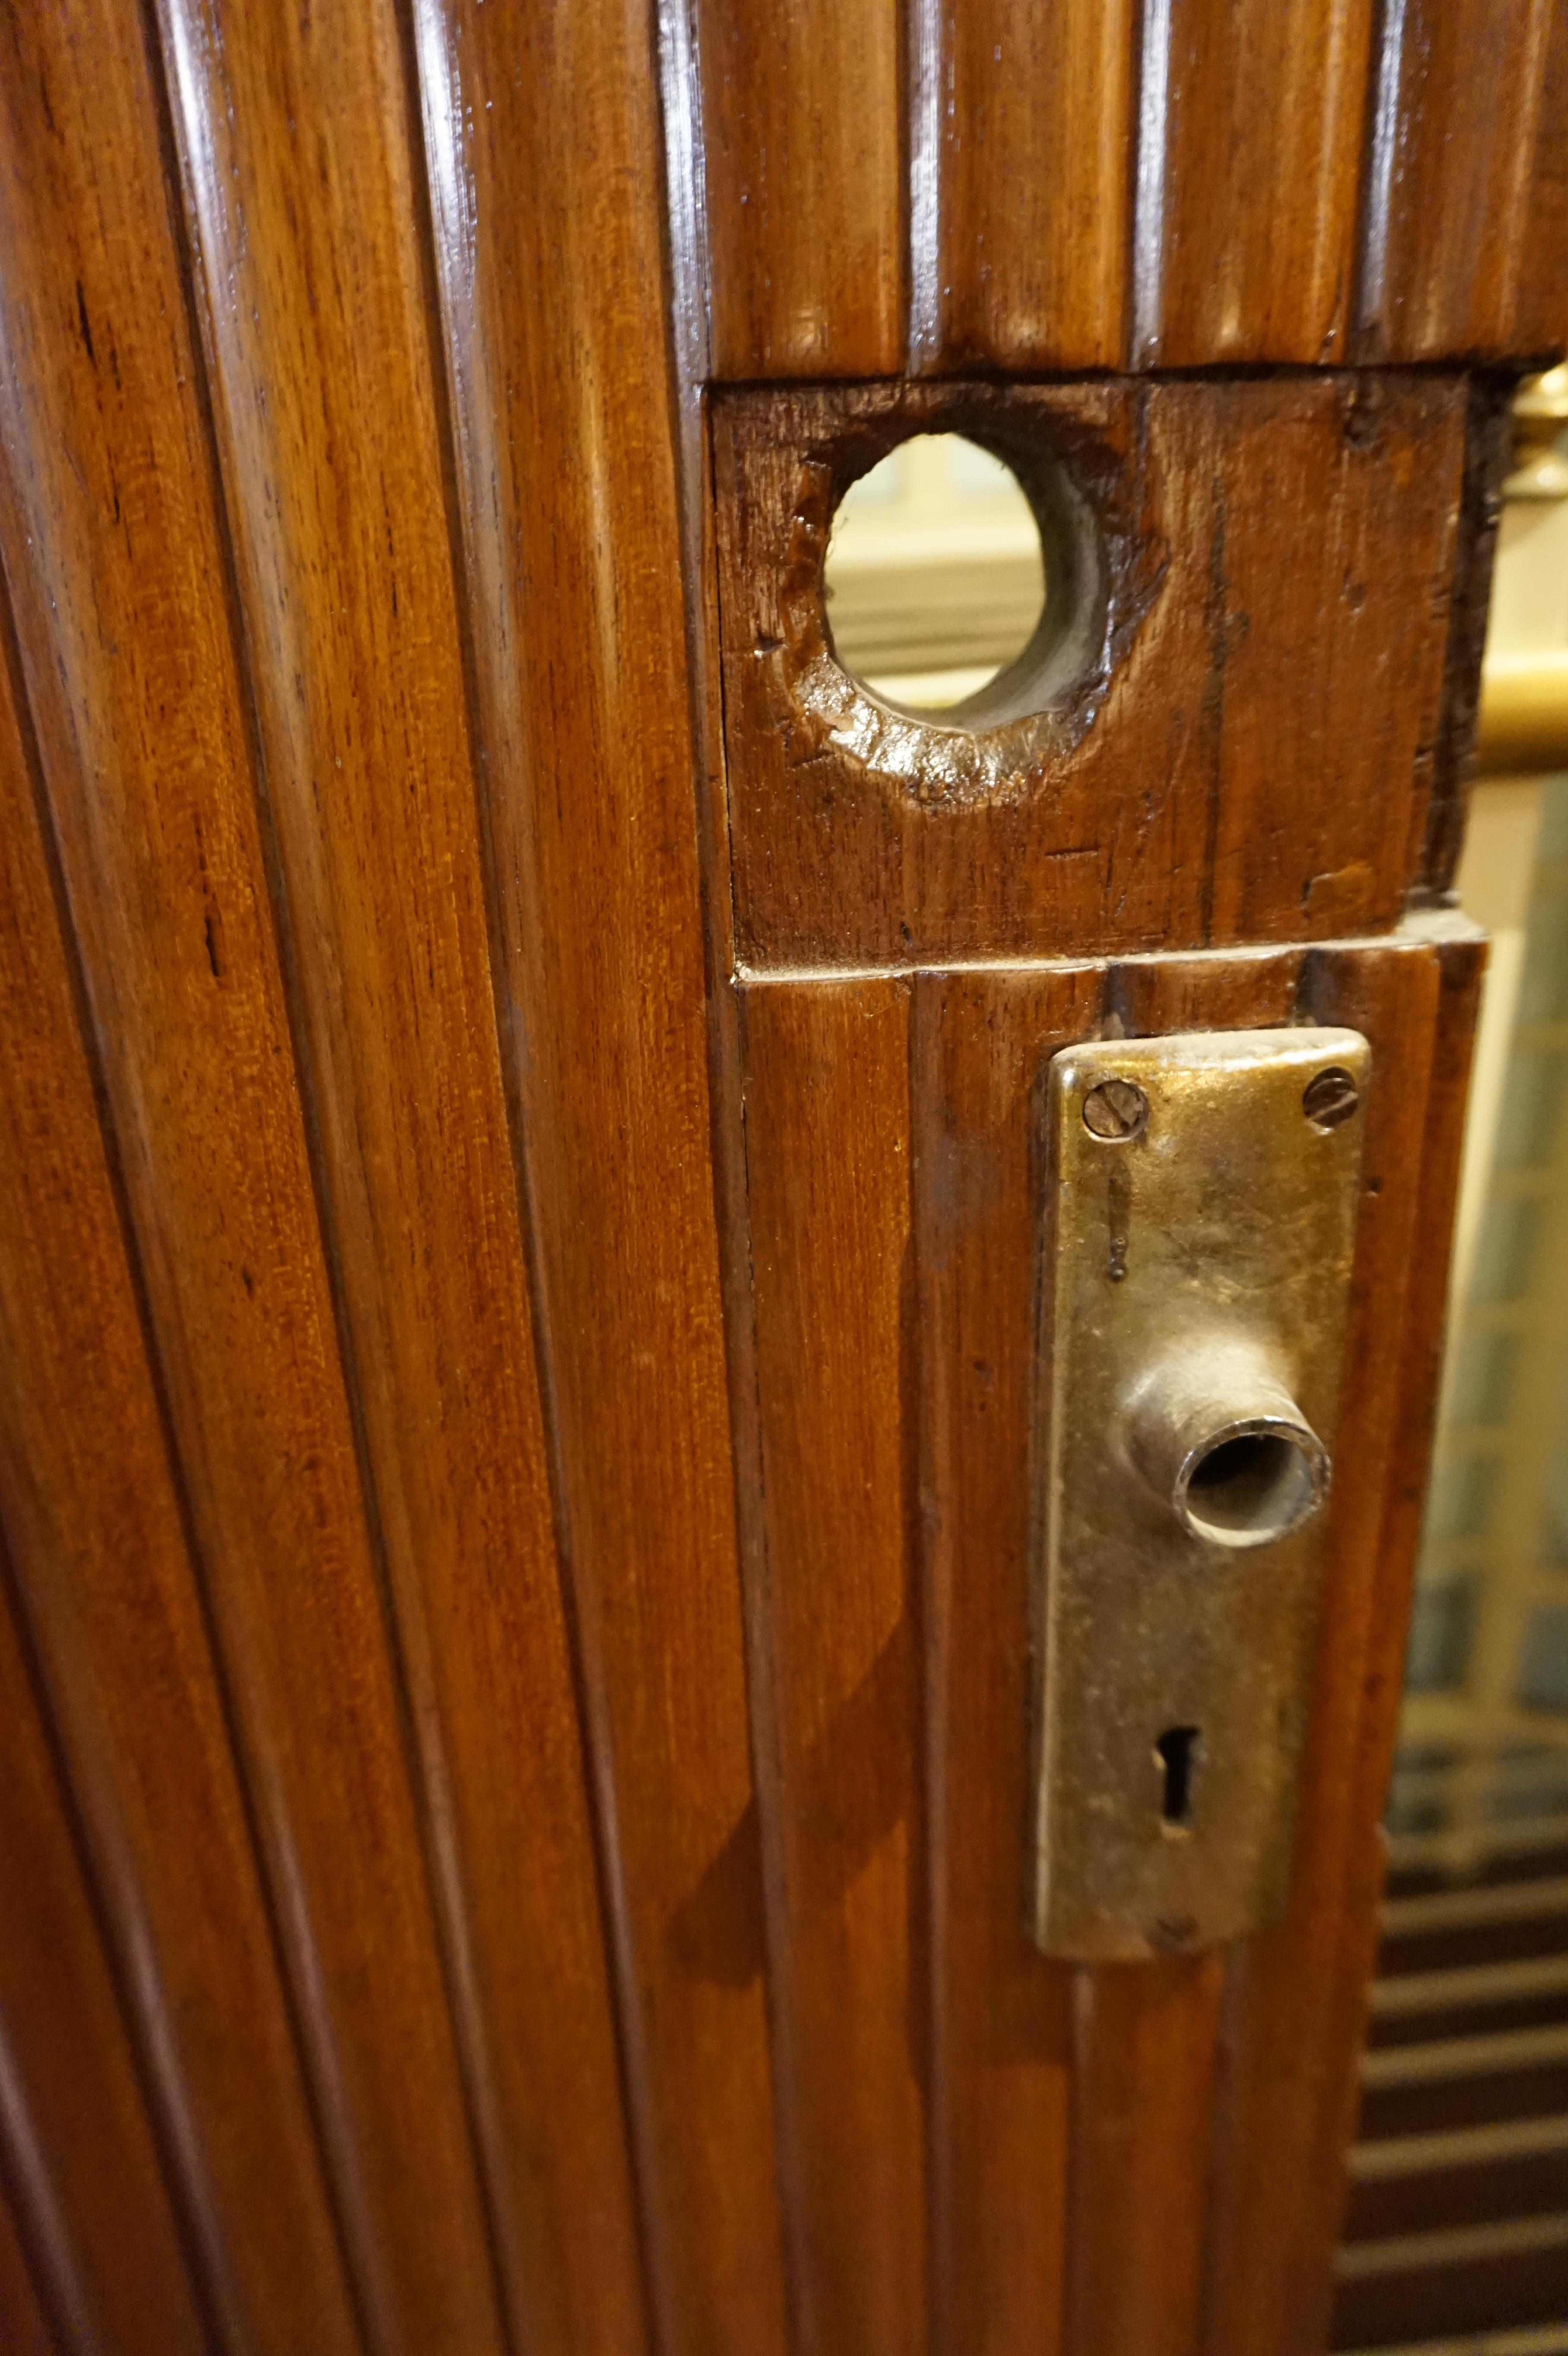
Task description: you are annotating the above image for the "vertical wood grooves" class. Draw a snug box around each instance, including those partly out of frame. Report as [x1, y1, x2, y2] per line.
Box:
[394, 2, 662, 2346]
[0, 1415, 220, 2356]
[143, 41, 490, 2356]
[1131, 0, 1172, 367]
[0, 536, 228, 2344]
[655, 14, 812, 2345]
[743, 977, 927, 2356]
[128, 18, 433, 2344]
[0, 2, 512, 2344]
[0, 435, 363, 2355]
[0, 2173, 57, 2356]
[696, 0, 1564, 378]
[150, 1, 652, 2347]
[411, 4, 790, 2348]
[1200, 945, 1448, 2353]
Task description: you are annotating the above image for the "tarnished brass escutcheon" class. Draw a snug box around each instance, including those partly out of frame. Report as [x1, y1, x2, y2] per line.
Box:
[1032, 1026, 1369, 1961]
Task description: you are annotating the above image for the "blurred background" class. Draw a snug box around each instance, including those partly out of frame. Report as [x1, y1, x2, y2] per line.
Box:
[825, 382, 1568, 2354]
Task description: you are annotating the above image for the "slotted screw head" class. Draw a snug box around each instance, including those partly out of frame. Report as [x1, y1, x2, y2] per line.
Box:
[1082, 1078, 1149, 1141]
[1302, 1067, 1360, 1131]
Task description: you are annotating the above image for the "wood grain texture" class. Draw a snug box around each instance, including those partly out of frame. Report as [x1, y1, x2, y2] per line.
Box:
[1200, 935, 1474, 2356]
[0, 8, 499, 2349]
[412, 3, 790, 2348]
[698, 0, 903, 378]
[1359, 0, 1568, 361]
[152, 4, 646, 2347]
[1290, 936, 1487, 2353]
[912, 965, 1096, 2356]
[712, 375, 1466, 972]
[742, 978, 925, 2356]
[0, 542, 359, 2350]
[1068, 1960, 1225, 2356]
[0, 1546, 205, 2356]
[914, 0, 1135, 372]
[0, 2184, 52, 2356]
[1136, 0, 1374, 366]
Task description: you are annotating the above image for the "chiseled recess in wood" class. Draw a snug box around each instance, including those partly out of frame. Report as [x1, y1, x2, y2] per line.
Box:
[0, 9, 494, 2351]
[1134, 0, 1373, 366]
[0, 536, 360, 2348]
[911, 964, 1095, 2356]
[697, 0, 904, 377]
[0, 2180, 53, 2356]
[153, 3, 647, 2348]
[412, 2, 790, 2348]
[0, 1535, 205, 2356]
[912, 0, 1134, 372]
[1359, 0, 1566, 361]
[713, 375, 1467, 972]
[1200, 943, 1453, 2355]
[741, 978, 926, 2356]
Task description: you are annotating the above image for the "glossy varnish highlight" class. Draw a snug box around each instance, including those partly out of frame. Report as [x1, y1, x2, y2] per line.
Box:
[0, 3, 1557, 2352]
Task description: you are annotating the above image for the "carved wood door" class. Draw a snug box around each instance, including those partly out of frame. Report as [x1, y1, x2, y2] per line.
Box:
[0, 6, 1562, 2354]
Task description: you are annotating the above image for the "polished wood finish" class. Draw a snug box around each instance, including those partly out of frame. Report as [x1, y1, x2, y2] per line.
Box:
[696, 0, 1568, 380]
[731, 932, 1474, 2356]
[0, 3, 1555, 2350]
[743, 978, 924, 2356]
[0, 1543, 204, 2356]
[1202, 939, 1484, 2356]
[0, 550, 356, 2348]
[0, 9, 495, 2348]
[0, 2186, 54, 2356]
[701, 0, 903, 379]
[714, 375, 1466, 972]
[414, 2, 789, 2346]
[152, 4, 643, 2344]
[915, 0, 1135, 373]
[1140, 0, 1373, 366]
[1359, 0, 1568, 362]
[912, 964, 1095, 2356]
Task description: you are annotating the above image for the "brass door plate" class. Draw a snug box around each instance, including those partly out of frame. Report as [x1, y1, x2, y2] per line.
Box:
[1032, 1027, 1369, 1961]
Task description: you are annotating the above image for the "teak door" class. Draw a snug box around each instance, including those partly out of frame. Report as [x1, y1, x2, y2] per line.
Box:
[0, 6, 1562, 2354]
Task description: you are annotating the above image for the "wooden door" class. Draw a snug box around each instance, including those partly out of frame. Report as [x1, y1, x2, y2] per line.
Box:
[0, 6, 1562, 2353]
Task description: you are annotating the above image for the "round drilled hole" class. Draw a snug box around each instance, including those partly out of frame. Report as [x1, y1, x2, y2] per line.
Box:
[1177, 1425, 1326, 1549]
[822, 431, 1104, 728]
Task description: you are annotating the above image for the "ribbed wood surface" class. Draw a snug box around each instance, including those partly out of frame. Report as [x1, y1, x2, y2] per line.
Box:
[0, 5, 1541, 2353]
[702, 0, 1568, 375]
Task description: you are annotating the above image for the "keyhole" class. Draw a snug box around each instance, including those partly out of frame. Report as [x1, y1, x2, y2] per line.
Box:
[1155, 1726, 1201, 1829]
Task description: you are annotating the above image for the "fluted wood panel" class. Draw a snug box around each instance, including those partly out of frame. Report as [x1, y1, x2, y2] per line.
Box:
[1135, 0, 1374, 366]
[149, 6, 645, 2347]
[1202, 940, 1485, 2356]
[1359, 0, 1567, 361]
[699, 0, 904, 378]
[0, 6, 1540, 2354]
[0, 10, 497, 2350]
[910, 963, 1092, 2356]
[411, 2, 790, 2348]
[911, 0, 1135, 373]
[0, 1542, 204, 2355]
[0, 2186, 53, 2356]
[742, 979, 925, 2356]
[699, 0, 1568, 375]
[0, 554, 357, 2348]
